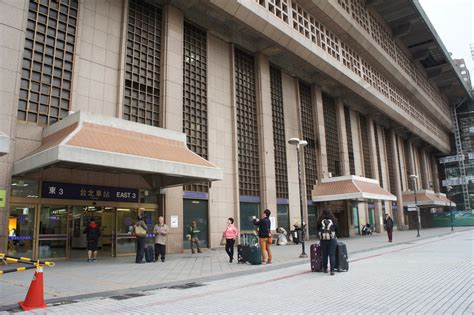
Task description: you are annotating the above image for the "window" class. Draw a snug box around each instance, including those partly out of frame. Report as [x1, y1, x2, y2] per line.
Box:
[123, 0, 161, 126]
[323, 94, 340, 177]
[344, 106, 355, 175]
[18, 0, 78, 125]
[359, 114, 372, 178]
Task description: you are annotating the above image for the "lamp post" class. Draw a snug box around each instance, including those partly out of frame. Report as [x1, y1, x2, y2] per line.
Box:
[447, 185, 453, 232]
[409, 174, 421, 237]
[288, 137, 308, 258]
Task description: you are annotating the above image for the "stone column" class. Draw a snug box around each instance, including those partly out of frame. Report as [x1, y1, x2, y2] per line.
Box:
[161, 5, 184, 253]
[367, 117, 383, 232]
[313, 86, 328, 179]
[0, 1, 28, 253]
[431, 155, 441, 193]
[390, 130, 406, 229]
[335, 99, 350, 176]
[398, 136, 408, 192]
[413, 146, 423, 190]
[207, 34, 236, 248]
[377, 126, 391, 219]
[406, 139, 417, 190]
[419, 149, 429, 190]
[283, 74, 301, 228]
[256, 54, 277, 224]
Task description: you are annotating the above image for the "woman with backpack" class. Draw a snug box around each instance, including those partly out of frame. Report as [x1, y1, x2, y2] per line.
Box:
[317, 209, 338, 275]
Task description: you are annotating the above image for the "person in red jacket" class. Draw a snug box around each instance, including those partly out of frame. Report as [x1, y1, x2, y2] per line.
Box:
[223, 218, 239, 263]
[83, 217, 101, 263]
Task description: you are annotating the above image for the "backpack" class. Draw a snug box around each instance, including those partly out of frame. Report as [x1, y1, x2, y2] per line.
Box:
[319, 219, 335, 240]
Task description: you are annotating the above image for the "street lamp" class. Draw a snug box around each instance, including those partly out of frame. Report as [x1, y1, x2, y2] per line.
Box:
[288, 137, 308, 258]
[447, 185, 453, 232]
[409, 174, 421, 237]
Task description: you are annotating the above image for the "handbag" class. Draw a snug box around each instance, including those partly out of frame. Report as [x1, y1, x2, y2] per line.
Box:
[134, 225, 147, 237]
[268, 233, 273, 244]
[220, 237, 226, 246]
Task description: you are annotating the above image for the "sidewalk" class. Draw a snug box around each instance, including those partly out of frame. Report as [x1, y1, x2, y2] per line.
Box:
[1, 226, 472, 311]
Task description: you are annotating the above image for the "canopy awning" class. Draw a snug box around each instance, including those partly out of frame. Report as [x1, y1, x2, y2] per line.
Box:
[13, 111, 223, 188]
[0, 132, 10, 156]
[312, 176, 396, 202]
[402, 190, 455, 207]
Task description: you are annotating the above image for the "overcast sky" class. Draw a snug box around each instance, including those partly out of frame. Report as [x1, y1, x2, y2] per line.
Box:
[419, 0, 474, 87]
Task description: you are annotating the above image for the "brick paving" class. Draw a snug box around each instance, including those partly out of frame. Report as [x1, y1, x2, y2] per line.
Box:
[0, 227, 472, 314]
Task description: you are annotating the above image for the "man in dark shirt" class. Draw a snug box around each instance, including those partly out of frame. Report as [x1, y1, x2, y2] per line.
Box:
[83, 217, 101, 263]
[384, 213, 394, 242]
[253, 209, 272, 264]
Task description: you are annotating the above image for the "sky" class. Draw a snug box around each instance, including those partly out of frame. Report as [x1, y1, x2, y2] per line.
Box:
[419, 0, 474, 87]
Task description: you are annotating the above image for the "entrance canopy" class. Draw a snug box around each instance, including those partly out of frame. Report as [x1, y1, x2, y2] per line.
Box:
[402, 190, 455, 207]
[13, 111, 223, 188]
[0, 132, 10, 156]
[312, 175, 396, 202]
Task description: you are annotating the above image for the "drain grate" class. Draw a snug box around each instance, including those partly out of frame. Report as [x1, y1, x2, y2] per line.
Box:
[168, 282, 205, 290]
[109, 293, 146, 300]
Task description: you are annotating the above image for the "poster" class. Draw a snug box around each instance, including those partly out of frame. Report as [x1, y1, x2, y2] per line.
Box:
[170, 215, 179, 228]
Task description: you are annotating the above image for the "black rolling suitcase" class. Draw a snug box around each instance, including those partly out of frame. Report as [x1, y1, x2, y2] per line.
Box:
[145, 246, 154, 262]
[310, 243, 323, 272]
[237, 244, 250, 263]
[238, 234, 261, 264]
[335, 242, 349, 272]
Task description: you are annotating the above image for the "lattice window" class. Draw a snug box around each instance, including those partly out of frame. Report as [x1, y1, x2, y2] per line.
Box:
[359, 114, 372, 179]
[183, 22, 208, 193]
[341, 42, 361, 76]
[291, 2, 317, 43]
[350, 0, 370, 33]
[299, 82, 318, 199]
[384, 129, 396, 194]
[270, 66, 288, 199]
[123, 0, 161, 126]
[18, 0, 78, 125]
[373, 124, 383, 185]
[344, 107, 355, 175]
[235, 48, 260, 197]
[338, 0, 351, 15]
[268, 0, 289, 23]
[323, 94, 341, 177]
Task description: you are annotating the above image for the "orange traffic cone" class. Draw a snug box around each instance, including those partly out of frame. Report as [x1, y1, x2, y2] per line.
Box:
[18, 266, 47, 311]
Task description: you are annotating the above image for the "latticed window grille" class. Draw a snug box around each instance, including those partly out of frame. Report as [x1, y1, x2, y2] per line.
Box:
[344, 106, 355, 175]
[384, 129, 396, 194]
[323, 94, 340, 177]
[183, 22, 208, 193]
[234, 48, 260, 197]
[270, 66, 288, 199]
[404, 139, 413, 191]
[123, 0, 161, 126]
[299, 82, 318, 199]
[18, 0, 78, 125]
[359, 114, 372, 178]
[373, 124, 383, 185]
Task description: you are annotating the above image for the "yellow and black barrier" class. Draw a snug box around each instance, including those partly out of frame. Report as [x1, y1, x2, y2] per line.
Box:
[0, 265, 37, 275]
[0, 253, 55, 268]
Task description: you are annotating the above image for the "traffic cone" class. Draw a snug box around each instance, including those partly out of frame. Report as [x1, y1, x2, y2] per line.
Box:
[18, 266, 47, 311]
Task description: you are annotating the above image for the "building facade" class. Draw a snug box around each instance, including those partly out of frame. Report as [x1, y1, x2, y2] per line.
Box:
[0, 0, 470, 260]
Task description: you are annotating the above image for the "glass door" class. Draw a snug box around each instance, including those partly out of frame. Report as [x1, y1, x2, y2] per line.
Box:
[38, 205, 68, 259]
[116, 208, 137, 256]
[8, 205, 36, 259]
[141, 209, 158, 247]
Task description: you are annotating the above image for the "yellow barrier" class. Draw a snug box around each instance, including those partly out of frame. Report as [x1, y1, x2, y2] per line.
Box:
[0, 253, 55, 269]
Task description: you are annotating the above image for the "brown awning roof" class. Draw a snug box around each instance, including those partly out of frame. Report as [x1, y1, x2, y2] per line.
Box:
[312, 176, 396, 202]
[13, 112, 223, 187]
[402, 190, 455, 207]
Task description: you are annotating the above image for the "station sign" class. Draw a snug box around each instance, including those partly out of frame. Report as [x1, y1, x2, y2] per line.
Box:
[41, 181, 139, 203]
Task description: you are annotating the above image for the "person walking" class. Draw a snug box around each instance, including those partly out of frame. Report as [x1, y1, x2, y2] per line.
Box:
[223, 218, 239, 263]
[134, 215, 148, 264]
[188, 220, 202, 254]
[83, 217, 101, 263]
[253, 209, 272, 265]
[317, 209, 338, 275]
[384, 213, 394, 242]
[153, 216, 169, 262]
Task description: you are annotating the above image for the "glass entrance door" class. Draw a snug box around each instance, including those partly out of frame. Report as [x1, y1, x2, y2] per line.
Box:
[116, 208, 137, 255]
[8, 205, 36, 258]
[183, 199, 209, 249]
[38, 205, 68, 259]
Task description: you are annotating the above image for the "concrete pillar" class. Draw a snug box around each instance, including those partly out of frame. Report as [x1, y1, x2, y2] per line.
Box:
[256, 54, 277, 223]
[336, 99, 350, 176]
[207, 34, 237, 248]
[406, 139, 417, 190]
[377, 126, 391, 219]
[397, 136, 408, 191]
[367, 117, 383, 232]
[0, 1, 28, 252]
[431, 155, 441, 193]
[350, 109, 363, 176]
[313, 86, 329, 179]
[413, 146, 423, 190]
[419, 149, 429, 190]
[283, 74, 302, 227]
[390, 130, 406, 229]
[161, 5, 184, 253]
[294, 81, 308, 228]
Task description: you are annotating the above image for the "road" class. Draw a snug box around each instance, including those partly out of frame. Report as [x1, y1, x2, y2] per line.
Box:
[12, 229, 473, 314]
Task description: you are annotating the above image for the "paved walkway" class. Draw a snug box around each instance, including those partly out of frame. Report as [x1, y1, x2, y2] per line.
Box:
[18, 228, 472, 314]
[0, 226, 472, 312]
